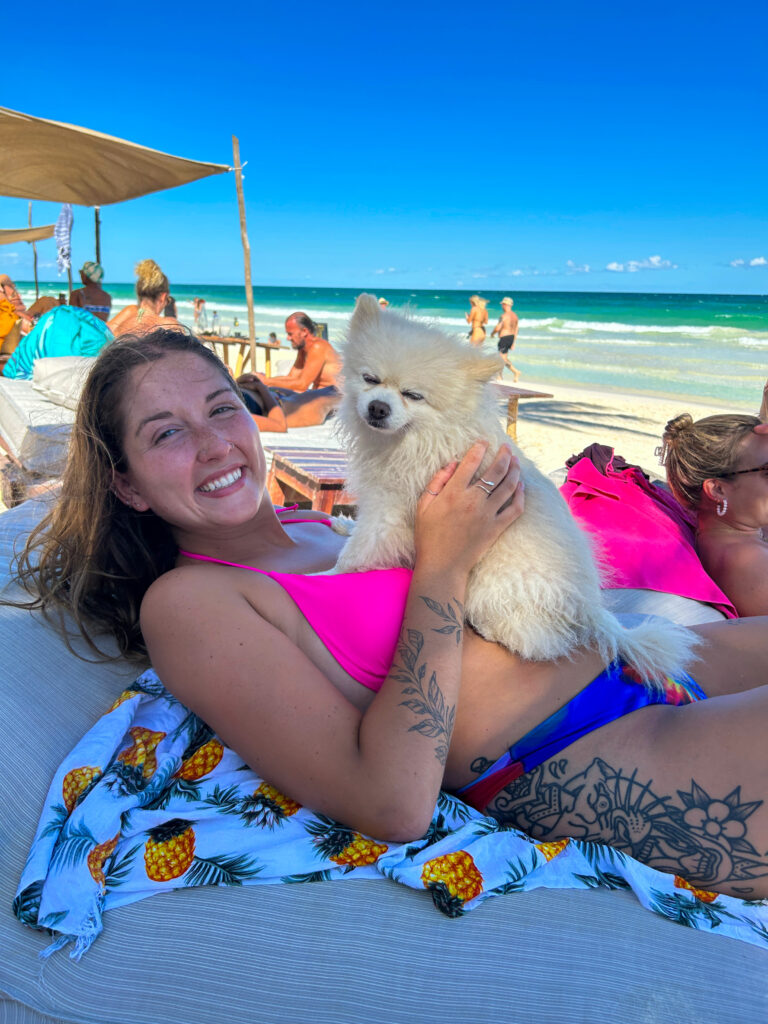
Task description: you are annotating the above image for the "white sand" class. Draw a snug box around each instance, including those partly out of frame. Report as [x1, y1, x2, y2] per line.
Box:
[512, 378, 744, 478]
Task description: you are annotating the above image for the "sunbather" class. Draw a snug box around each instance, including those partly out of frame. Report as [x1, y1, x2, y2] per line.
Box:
[237, 374, 339, 431]
[661, 412, 768, 616]
[12, 329, 768, 900]
[108, 259, 182, 337]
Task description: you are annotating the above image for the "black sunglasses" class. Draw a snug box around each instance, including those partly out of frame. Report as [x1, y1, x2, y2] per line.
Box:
[720, 462, 768, 477]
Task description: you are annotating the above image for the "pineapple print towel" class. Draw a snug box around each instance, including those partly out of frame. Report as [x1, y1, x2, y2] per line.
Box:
[14, 671, 768, 958]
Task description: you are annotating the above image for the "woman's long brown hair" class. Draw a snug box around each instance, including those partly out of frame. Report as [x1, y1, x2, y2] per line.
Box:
[10, 329, 240, 661]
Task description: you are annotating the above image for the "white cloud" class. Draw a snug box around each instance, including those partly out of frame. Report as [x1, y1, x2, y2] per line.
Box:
[606, 255, 677, 273]
[471, 273, 487, 279]
[566, 260, 590, 274]
[508, 269, 524, 277]
[729, 256, 767, 268]
[373, 267, 398, 274]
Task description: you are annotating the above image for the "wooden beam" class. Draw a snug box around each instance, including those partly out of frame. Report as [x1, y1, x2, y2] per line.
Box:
[232, 136, 255, 373]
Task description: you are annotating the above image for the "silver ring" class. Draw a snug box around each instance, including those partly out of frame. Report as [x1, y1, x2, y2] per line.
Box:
[475, 482, 493, 495]
[425, 488, 439, 496]
[479, 477, 497, 490]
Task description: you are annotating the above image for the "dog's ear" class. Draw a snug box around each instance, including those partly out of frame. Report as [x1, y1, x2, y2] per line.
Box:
[468, 352, 505, 382]
[350, 293, 382, 331]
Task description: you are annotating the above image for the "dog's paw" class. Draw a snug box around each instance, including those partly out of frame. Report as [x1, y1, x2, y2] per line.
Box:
[330, 515, 356, 537]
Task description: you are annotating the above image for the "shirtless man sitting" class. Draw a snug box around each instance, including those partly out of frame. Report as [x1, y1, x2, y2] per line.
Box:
[491, 297, 521, 381]
[249, 312, 341, 392]
[236, 312, 341, 430]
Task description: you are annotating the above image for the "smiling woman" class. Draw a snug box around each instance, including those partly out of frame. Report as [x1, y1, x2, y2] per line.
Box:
[8, 329, 768, 900]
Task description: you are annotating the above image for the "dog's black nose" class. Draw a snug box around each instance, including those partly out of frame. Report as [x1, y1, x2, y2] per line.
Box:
[367, 400, 391, 421]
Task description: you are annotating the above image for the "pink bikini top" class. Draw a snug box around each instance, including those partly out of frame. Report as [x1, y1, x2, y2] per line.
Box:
[178, 510, 412, 691]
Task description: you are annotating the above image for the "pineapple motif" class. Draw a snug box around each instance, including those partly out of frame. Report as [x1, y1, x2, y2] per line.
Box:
[240, 783, 302, 828]
[144, 819, 196, 881]
[536, 838, 570, 862]
[107, 689, 141, 713]
[174, 738, 224, 781]
[421, 851, 484, 916]
[674, 875, 719, 904]
[305, 817, 388, 868]
[87, 833, 120, 887]
[117, 727, 166, 779]
[62, 765, 102, 813]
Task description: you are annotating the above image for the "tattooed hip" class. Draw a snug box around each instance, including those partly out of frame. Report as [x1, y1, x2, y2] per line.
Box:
[477, 753, 767, 900]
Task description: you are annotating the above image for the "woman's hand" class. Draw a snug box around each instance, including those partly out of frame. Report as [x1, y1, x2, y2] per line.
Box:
[414, 441, 525, 576]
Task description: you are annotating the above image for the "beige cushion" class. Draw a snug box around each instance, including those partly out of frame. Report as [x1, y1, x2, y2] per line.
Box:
[31, 356, 95, 410]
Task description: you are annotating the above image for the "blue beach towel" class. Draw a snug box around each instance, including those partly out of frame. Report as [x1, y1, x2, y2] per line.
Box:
[3, 306, 113, 380]
[14, 670, 768, 959]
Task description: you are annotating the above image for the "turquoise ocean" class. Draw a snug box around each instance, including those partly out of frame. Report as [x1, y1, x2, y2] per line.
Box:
[18, 282, 767, 409]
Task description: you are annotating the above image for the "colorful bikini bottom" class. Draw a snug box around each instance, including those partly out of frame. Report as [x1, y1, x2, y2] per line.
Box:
[456, 660, 707, 812]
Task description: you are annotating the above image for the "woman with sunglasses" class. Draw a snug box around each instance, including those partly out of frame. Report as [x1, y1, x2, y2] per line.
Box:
[661, 413, 768, 616]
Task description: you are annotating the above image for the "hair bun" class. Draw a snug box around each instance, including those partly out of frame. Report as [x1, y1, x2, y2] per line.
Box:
[663, 413, 693, 443]
[134, 259, 165, 291]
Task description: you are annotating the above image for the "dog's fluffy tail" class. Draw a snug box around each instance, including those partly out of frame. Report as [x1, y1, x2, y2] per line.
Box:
[591, 609, 702, 689]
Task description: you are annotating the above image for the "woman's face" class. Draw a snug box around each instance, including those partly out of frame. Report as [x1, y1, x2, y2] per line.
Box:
[112, 352, 266, 533]
[722, 425, 768, 526]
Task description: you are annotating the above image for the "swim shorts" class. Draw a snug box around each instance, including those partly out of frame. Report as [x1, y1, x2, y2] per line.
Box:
[498, 335, 516, 354]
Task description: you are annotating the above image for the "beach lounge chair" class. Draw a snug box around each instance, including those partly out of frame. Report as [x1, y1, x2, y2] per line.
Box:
[0, 357, 93, 505]
[1, 495, 766, 1024]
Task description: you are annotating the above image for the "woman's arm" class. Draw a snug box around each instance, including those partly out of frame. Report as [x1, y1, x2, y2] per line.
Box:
[141, 443, 523, 841]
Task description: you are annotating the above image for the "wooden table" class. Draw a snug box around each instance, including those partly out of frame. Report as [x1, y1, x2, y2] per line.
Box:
[200, 336, 285, 377]
[491, 383, 554, 441]
[267, 447, 353, 513]
[264, 385, 553, 512]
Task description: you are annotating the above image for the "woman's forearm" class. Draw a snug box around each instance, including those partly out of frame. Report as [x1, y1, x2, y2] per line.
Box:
[355, 563, 467, 839]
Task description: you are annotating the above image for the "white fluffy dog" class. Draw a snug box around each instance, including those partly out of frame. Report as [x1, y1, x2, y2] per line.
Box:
[333, 294, 698, 686]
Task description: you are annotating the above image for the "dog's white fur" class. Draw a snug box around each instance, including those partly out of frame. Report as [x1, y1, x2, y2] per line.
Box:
[334, 294, 698, 686]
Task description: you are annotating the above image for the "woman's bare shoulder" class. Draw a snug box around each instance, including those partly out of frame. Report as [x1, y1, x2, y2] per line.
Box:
[141, 564, 243, 624]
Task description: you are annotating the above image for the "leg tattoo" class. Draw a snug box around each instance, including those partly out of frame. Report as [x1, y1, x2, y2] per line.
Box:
[480, 756, 767, 896]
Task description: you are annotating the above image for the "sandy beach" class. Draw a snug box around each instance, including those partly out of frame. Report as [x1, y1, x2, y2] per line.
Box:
[511, 377, 747, 478]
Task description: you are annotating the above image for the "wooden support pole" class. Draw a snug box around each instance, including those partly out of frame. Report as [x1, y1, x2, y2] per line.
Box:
[28, 202, 39, 298]
[94, 207, 101, 264]
[232, 135, 256, 371]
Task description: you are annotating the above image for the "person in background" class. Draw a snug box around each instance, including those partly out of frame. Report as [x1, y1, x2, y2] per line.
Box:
[491, 297, 521, 381]
[0, 273, 33, 330]
[661, 412, 768, 617]
[163, 295, 178, 318]
[378, 297, 390, 308]
[108, 260, 182, 338]
[69, 262, 112, 323]
[193, 297, 207, 331]
[465, 295, 488, 347]
[267, 331, 279, 346]
[245, 312, 341, 393]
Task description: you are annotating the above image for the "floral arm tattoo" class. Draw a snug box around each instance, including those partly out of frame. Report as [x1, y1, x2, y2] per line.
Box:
[389, 597, 462, 766]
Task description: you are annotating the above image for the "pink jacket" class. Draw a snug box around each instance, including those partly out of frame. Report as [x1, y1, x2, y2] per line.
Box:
[560, 455, 736, 618]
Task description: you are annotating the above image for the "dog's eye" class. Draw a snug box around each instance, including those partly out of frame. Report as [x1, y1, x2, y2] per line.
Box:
[362, 373, 380, 386]
[401, 390, 425, 402]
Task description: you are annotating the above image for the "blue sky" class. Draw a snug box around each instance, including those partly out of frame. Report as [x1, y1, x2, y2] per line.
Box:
[1, 0, 766, 293]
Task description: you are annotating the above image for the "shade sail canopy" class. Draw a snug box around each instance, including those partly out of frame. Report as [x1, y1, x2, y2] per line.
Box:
[0, 224, 55, 245]
[0, 106, 230, 206]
